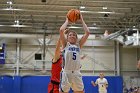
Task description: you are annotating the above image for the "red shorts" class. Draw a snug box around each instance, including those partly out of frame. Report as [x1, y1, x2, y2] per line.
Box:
[48, 82, 59, 93]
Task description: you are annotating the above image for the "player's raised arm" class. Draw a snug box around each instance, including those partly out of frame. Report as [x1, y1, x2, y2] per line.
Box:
[79, 13, 90, 48]
[59, 18, 69, 48]
[52, 38, 61, 63]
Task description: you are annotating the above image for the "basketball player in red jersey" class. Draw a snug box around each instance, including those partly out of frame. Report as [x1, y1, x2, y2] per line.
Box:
[48, 38, 63, 93]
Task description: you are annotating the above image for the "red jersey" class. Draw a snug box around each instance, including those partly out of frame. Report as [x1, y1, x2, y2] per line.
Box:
[50, 56, 62, 83]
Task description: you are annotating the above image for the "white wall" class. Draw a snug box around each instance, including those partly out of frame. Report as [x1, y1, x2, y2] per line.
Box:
[0, 36, 140, 78]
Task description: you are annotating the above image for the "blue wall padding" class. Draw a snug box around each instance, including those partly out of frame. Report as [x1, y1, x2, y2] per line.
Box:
[21, 76, 50, 93]
[0, 75, 123, 93]
[0, 75, 13, 93]
[83, 76, 98, 93]
[13, 76, 21, 93]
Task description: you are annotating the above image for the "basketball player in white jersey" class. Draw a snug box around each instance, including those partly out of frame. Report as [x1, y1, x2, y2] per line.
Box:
[59, 12, 90, 93]
[91, 73, 108, 93]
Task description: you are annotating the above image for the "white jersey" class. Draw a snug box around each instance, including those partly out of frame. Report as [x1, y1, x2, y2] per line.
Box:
[62, 42, 81, 71]
[95, 78, 108, 93]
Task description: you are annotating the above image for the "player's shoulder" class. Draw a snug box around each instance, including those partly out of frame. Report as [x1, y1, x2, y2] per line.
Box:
[97, 78, 100, 81]
[103, 78, 107, 81]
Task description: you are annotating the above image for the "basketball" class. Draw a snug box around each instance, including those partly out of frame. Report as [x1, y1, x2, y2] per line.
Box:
[67, 9, 80, 23]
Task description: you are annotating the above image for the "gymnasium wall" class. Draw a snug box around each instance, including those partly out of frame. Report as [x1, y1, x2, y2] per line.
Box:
[0, 38, 140, 86]
[120, 47, 138, 71]
[120, 47, 140, 89]
[0, 75, 123, 93]
[1, 38, 116, 76]
[81, 46, 115, 76]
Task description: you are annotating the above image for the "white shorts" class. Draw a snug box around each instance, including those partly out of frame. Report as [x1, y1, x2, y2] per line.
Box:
[99, 91, 107, 93]
[60, 70, 84, 92]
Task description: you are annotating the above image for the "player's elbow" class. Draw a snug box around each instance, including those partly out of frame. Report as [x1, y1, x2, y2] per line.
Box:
[86, 30, 90, 35]
[59, 29, 64, 34]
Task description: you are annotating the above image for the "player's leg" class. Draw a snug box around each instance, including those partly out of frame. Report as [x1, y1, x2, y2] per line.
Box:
[52, 84, 59, 93]
[71, 71, 84, 93]
[59, 71, 71, 93]
[48, 82, 54, 93]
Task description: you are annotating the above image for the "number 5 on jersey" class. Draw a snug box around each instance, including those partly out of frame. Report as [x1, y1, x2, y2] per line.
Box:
[72, 52, 76, 60]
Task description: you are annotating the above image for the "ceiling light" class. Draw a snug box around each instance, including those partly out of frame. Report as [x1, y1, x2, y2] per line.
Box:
[80, 6, 85, 9]
[80, 10, 115, 14]
[7, 1, 13, 5]
[1, 1, 22, 11]
[80, 10, 88, 13]
[88, 27, 100, 29]
[98, 11, 115, 14]
[69, 26, 100, 29]
[103, 7, 108, 10]
[11, 25, 31, 27]
[15, 20, 19, 25]
[0, 33, 38, 38]
[0, 25, 4, 26]
[0, 24, 31, 27]
[133, 26, 136, 28]
[132, 28, 138, 30]
[7, 1, 13, 9]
